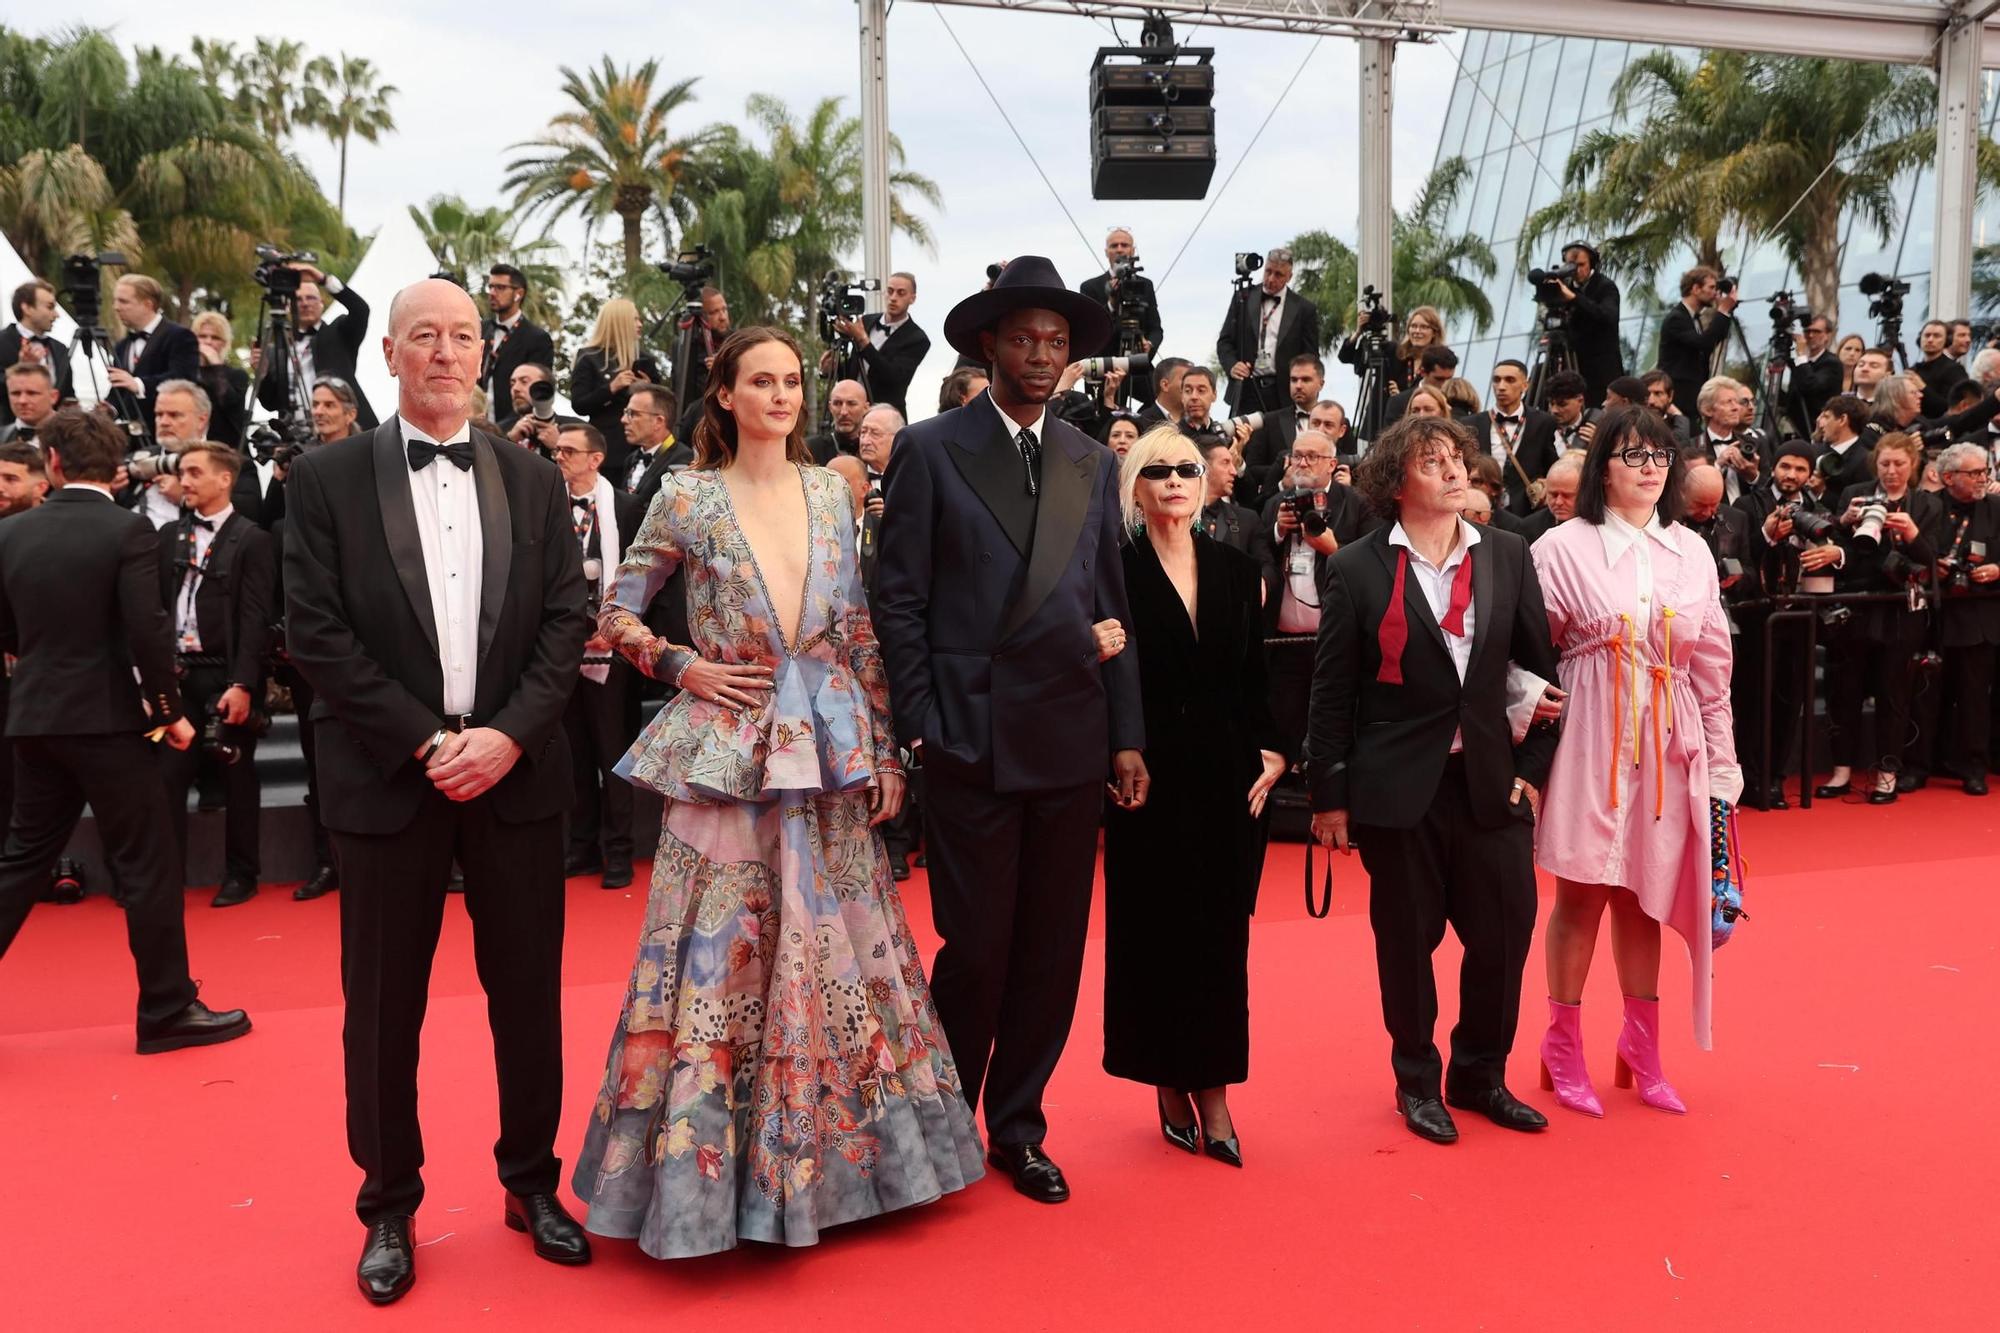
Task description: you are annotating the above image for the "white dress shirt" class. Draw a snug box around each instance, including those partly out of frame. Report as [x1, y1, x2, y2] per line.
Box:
[1274, 487, 1331, 635]
[1389, 517, 1482, 751]
[1254, 289, 1286, 376]
[401, 416, 483, 714]
[124, 312, 165, 394]
[869, 314, 906, 350]
[175, 503, 233, 651]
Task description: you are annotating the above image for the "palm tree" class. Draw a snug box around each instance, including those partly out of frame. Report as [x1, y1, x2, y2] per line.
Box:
[1286, 156, 1496, 349]
[0, 144, 141, 276]
[505, 58, 719, 275]
[231, 37, 312, 144]
[409, 194, 567, 326]
[302, 53, 397, 220]
[189, 37, 236, 93]
[35, 25, 125, 151]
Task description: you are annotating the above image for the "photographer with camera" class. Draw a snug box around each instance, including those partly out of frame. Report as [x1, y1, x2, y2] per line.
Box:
[1913, 319, 1971, 420]
[1473, 359, 1558, 517]
[571, 298, 653, 474]
[808, 379, 869, 464]
[1788, 313, 1843, 428]
[1, 279, 73, 424]
[151, 378, 275, 526]
[1866, 371, 2000, 456]
[0, 409, 252, 1051]
[619, 385, 689, 514]
[1537, 242, 1625, 402]
[254, 260, 377, 430]
[1340, 304, 1443, 396]
[501, 365, 582, 458]
[1816, 431, 1940, 804]
[1217, 247, 1320, 417]
[821, 272, 929, 418]
[1079, 229, 1162, 406]
[1659, 267, 1738, 418]
[0, 362, 60, 444]
[1233, 353, 1328, 511]
[154, 441, 275, 908]
[495, 362, 551, 434]
[108, 275, 199, 436]
[1915, 442, 2000, 796]
[480, 264, 557, 411]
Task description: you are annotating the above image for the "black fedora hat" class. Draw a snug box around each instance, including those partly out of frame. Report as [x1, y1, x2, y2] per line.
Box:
[942, 255, 1113, 362]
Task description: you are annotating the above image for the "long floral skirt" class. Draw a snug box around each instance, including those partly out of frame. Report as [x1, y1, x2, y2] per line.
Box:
[571, 788, 984, 1260]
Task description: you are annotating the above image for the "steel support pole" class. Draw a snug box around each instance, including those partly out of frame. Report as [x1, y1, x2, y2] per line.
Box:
[859, 0, 892, 313]
[1932, 13, 1984, 319]
[1358, 36, 1396, 315]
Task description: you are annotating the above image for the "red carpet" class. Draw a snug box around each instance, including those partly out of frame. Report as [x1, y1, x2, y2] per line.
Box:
[4, 786, 1997, 1329]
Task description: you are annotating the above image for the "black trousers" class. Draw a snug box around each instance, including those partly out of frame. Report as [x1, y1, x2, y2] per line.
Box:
[1936, 643, 1996, 780]
[1354, 756, 1538, 1099]
[276, 661, 332, 866]
[563, 661, 637, 865]
[923, 760, 1101, 1148]
[334, 792, 566, 1224]
[157, 667, 261, 882]
[1826, 617, 1927, 772]
[0, 733, 198, 1028]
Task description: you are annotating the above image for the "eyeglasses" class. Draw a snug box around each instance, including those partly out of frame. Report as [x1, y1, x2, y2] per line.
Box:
[1953, 467, 1992, 479]
[485, 281, 517, 292]
[620, 408, 664, 420]
[1289, 452, 1333, 465]
[1619, 447, 1679, 468]
[550, 445, 591, 458]
[1137, 462, 1205, 481]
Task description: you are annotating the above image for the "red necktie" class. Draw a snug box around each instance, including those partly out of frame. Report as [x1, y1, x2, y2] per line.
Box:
[1440, 552, 1474, 636]
[1376, 546, 1474, 685]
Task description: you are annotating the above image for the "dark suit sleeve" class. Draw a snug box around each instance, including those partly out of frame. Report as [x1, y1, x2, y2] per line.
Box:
[282, 455, 440, 772]
[1252, 496, 1283, 608]
[1932, 387, 2000, 438]
[1093, 459, 1144, 756]
[1299, 299, 1322, 359]
[1508, 541, 1561, 789]
[487, 465, 591, 755]
[1216, 292, 1244, 369]
[231, 527, 275, 690]
[1305, 554, 1360, 812]
[1572, 275, 1620, 332]
[873, 428, 939, 747]
[857, 322, 930, 408]
[144, 325, 201, 399]
[121, 517, 185, 727]
[1663, 307, 1732, 362]
[331, 282, 370, 358]
[570, 350, 613, 416]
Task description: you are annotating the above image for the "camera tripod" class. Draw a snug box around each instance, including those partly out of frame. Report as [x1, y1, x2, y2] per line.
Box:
[1351, 328, 1394, 445]
[1525, 306, 1579, 411]
[252, 289, 315, 446]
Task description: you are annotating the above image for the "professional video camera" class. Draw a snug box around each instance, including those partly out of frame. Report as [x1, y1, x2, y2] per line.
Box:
[252, 244, 316, 299]
[1233, 251, 1263, 290]
[1523, 263, 1581, 406]
[1349, 284, 1396, 444]
[246, 422, 309, 469]
[654, 245, 718, 415]
[816, 271, 881, 347]
[1108, 254, 1153, 358]
[1860, 271, 1910, 354]
[1527, 259, 1580, 301]
[61, 251, 127, 332]
[658, 246, 715, 294]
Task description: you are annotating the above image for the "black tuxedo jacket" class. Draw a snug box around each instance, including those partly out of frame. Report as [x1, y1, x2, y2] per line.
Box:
[1687, 504, 1761, 600]
[1913, 355, 1970, 421]
[1563, 271, 1626, 400]
[1790, 349, 1843, 427]
[0, 488, 184, 734]
[1471, 407, 1560, 515]
[1816, 439, 1874, 499]
[282, 421, 590, 833]
[257, 285, 377, 429]
[835, 315, 930, 418]
[1306, 524, 1560, 827]
[1235, 406, 1309, 511]
[1252, 485, 1374, 633]
[114, 319, 200, 429]
[157, 511, 275, 689]
[1215, 286, 1321, 411]
[1936, 493, 2000, 646]
[875, 391, 1144, 791]
[481, 315, 557, 409]
[0, 327, 73, 422]
[1200, 499, 1257, 555]
[1658, 303, 1733, 416]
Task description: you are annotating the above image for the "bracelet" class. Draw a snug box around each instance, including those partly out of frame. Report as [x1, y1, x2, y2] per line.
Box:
[419, 728, 447, 765]
[668, 651, 696, 690]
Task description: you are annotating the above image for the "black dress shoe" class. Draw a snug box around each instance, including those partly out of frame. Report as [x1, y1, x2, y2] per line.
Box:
[137, 999, 252, 1054]
[1445, 1083, 1549, 1132]
[1765, 784, 1790, 811]
[913, 851, 927, 868]
[987, 1144, 1070, 1203]
[293, 865, 339, 901]
[889, 854, 910, 882]
[357, 1217, 414, 1305]
[1157, 1092, 1200, 1155]
[211, 878, 257, 908]
[563, 850, 603, 877]
[1897, 770, 1929, 794]
[1813, 780, 1852, 798]
[1867, 787, 1899, 805]
[1396, 1090, 1459, 1144]
[600, 861, 633, 890]
[504, 1192, 592, 1265]
[1965, 774, 1989, 796]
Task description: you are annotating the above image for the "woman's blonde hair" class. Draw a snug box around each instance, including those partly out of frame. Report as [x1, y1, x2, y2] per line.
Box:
[1405, 381, 1454, 418]
[583, 297, 641, 374]
[190, 311, 233, 344]
[1118, 424, 1203, 533]
[1442, 376, 1482, 414]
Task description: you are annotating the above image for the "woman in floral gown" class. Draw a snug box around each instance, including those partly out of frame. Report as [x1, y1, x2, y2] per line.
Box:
[572, 327, 983, 1260]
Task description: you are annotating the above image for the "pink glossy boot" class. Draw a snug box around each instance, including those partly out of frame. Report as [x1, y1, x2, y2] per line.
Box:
[1537, 998, 1604, 1117]
[1613, 994, 1687, 1113]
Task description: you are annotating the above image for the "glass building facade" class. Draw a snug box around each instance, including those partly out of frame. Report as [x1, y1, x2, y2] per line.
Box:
[1432, 32, 2000, 392]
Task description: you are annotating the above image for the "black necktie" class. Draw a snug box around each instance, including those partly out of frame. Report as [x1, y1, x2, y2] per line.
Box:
[1014, 428, 1041, 497]
[408, 438, 473, 472]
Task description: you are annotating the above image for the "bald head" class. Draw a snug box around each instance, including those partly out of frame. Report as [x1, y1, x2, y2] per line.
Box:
[827, 379, 870, 436]
[1682, 462, 1726, 521]
[387, 277, 480, 338]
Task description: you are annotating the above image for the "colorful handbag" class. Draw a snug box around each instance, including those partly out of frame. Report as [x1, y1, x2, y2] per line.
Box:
[1710, 797, 1748, 948]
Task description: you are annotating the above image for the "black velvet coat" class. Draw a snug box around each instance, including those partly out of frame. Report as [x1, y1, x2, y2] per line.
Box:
[1102, 532, 1283, 1089]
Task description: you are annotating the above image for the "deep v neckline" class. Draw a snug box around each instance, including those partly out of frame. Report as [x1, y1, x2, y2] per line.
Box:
[717, 465, 812, 656]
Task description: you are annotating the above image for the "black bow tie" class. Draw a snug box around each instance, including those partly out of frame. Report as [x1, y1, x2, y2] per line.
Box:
[190, 515, 215, 531]
[1497, 414, 1521, 426]
[1261, 292, 1280, 306]
[573, 495, 595, 511]
[407, 438, 473, 472]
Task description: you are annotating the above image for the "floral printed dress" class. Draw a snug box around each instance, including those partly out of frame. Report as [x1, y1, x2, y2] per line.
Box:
[572, 464, 983, 1260]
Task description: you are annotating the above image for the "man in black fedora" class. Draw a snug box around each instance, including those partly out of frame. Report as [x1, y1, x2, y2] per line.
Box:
[875, 255, 1149, 1204]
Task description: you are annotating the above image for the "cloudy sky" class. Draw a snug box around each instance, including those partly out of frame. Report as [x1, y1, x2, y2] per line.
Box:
[73, 1, 1469, 417]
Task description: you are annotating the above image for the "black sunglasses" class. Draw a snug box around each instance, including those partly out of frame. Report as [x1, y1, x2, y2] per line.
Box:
[1137, 462, 1206, 481]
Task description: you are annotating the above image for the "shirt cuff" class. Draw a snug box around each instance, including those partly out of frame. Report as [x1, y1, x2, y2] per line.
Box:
[323, 274, 345, 295]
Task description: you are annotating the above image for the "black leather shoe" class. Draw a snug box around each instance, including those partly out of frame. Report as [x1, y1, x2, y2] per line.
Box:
[137, 999, 251, 1054]
[1868, 787, 1899, 805]
[987, 1144, 1070, 1203]
[504, 1192, 592, 1264]
[1897, 770, 1929, 794]
[563, 851, 603, 877]
[293, 865, 338, 901]
[1396, 1090, 1459, 1144]
[211, 878, 257, 908]
[1965, 775, 1989, 796]
[1813, 780, 1852, 798]
[1765, 783, 1790, 810]
[913, 852, 927, 868]
[1157, 1092, 1200, 1155]
[889, 854, 910, 882]
[1445, 1083, 1549, 1132]
[357, 1217, 414, 1305]
[600, 862, 633, 890]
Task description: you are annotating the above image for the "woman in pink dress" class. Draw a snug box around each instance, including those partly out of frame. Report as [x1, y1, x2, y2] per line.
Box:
[1529, 407, 1742, 1116]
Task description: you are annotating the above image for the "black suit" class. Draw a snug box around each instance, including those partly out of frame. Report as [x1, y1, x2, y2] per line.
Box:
[832, 315, 931, 418]
[564, 487, 644, 870]
[114, 319, 200, 432]
[1199, 498, 1257, 554]
[257, 284, 378, 429]
[1560, 271, 1625, 403]
[1305, 524, 1560, 1098]
[1215, 286, 1321, 414]
[875, 392, 1143, 1148]
[1913, 355, 1970, 421]
[0, 488, 198, 1030]
[1470, 407, 1559, 515]
[283, 421, 589, 1224]
[0, 326, 73, 422]
[1657, 302, 1734, 418]
[1789, 349, 1842, 429]
[1078, 271, 1163, 403]
[1815, 438, 1874, 499]
[480, 315, 557, 410]
[157, 511, 275, 883]
[1235, 405, 1309, 511]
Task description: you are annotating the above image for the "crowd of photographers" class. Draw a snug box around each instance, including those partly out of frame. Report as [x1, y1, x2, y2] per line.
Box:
[4, 232, 1998, 911]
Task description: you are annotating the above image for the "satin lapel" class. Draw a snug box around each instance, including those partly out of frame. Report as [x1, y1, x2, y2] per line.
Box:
[371, 421, 439, 654]
[1002, 425, 1097, 642]
[469, 431, 512, 668]
[943, 393, 1036, 556]
[1466, 533, 1499, 675]
[1374, 536, 1447, 656]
